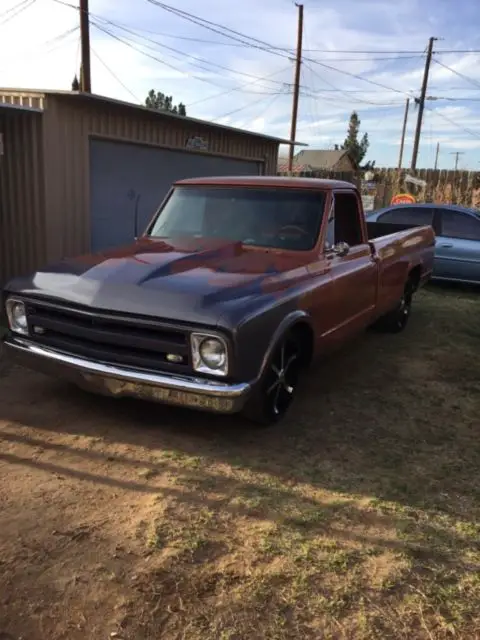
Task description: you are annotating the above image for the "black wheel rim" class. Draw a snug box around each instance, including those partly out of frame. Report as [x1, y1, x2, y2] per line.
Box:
[264, 338, 300, 418]
[397, 286, 413, 329]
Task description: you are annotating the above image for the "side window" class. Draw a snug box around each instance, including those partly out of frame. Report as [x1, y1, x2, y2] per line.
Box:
[378, 207, 434, 226]
[334, 192, 364, 247]
[325, 197, 335, 249]
[441, 211, 480, 241]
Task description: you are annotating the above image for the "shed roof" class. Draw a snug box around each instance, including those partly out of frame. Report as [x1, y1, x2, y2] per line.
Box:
[0, 88, 307, 147]
[0, 101, 42, 114]
[294, 149, 356, 169]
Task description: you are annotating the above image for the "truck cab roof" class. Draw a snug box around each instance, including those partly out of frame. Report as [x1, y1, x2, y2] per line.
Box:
[174, 176, 357, 191]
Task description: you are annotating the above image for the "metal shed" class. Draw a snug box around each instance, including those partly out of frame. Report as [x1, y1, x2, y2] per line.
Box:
[0, 89, 301, 285]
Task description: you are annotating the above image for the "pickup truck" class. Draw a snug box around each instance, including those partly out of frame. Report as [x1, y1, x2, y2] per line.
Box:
[2, 177, 435, 425]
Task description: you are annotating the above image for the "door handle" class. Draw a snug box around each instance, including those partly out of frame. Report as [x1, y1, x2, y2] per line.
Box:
[439, 243, 453, 248]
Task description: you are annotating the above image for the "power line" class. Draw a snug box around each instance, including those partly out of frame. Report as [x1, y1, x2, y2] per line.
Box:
[146, 0, 294, 58]
[146, 1, 480, 65]
[425, 104, 480, 140]
[107, 0, 480, 146]
[49, 0, 480, 108]
[0, 0, 29, 18]
[432, 97, 480, 102]
[50, 0, 295, 95]
[90, 12, 480, 101]
[301, 30, 321, 131]
[45, 0, 480, 66]
[91, 20, 242, 91]
[306, 56, 415, 96]
[90, 46, 141, 102]
[91, 15, 291, 89]
[432, 57, 480, 91]
[303, 61, 403, 106]
[43, 0, 480, 146]
[0, 25, 78, 72]
[44, 10, 480, 61]
[144, 0, 480, 114]
[294, 48, 480, 54]
[214, 92, 284, 120]
[306, 54, 423, 61]
[0, 0, 35, 25]
[92, 20, 292, 103]
[248, 92, 283, 122]
[186, 67, 292, 107]
[44, 3, 480, 57]
[144, 1, 422, 100]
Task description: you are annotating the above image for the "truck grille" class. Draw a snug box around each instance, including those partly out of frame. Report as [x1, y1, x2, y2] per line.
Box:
[24, 300, 191, 373]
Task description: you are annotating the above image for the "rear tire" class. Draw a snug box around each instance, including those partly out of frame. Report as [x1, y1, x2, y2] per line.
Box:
[373, 278, 415, 334]
[242, 331, 303, 426]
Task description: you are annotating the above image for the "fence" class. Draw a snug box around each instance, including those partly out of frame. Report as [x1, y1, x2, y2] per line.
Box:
[276, 168, 359, 187]
[373, 168, 480, 209]
[277, 168, 480, 211]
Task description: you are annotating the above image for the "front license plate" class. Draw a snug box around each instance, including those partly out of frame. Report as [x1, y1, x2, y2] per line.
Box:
[98, 378, 234, 412]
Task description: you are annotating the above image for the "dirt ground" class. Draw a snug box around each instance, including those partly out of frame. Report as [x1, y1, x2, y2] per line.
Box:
[1, 287, 480, 640]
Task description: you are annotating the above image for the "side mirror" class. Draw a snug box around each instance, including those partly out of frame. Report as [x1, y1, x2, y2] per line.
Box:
[326, 241, 350, 257]
[333, 241, 350, 256]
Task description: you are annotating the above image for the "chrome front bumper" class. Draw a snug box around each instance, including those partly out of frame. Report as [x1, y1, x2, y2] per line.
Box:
[3, 337, 251, 414]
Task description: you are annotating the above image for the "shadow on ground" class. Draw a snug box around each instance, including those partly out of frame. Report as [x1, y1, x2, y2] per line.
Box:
[1, 287, 479, 519]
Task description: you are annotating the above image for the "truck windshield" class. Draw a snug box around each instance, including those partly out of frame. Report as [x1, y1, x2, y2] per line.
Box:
[148, 186, 326, 251]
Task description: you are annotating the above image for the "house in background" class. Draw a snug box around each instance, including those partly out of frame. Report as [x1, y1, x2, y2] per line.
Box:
[278, 149, 357, 173]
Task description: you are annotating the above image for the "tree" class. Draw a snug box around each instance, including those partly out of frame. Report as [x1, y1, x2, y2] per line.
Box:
[144, 90, 187, 116]
[341, 111, 369, 167]
[362, 160, 376, 172]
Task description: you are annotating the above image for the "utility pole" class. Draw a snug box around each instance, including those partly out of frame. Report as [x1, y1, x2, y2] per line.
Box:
[79, 0, 91, 93]
[397, 98, 410, 169]
[287, 3, 304, 174]
[450, 151, 464, 171]
[434, 142, 440, 170]
[411, 36, 437, 170]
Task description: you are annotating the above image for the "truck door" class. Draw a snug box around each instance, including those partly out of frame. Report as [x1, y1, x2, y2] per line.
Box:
[322, 190, 378, 347]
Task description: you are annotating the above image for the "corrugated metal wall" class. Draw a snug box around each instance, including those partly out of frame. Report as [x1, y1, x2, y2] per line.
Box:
[42, 95, 279, 263]
[0, 90, 280, 278]
[0, 108, 46, 286]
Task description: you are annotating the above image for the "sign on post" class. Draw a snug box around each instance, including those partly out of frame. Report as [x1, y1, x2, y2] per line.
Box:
[391, 193, 416, 205]
[361, 195, 375, 213]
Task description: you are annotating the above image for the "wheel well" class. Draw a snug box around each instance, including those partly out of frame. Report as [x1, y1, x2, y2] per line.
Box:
[290, 322, 314, 368]
[409, 265, 422, 290]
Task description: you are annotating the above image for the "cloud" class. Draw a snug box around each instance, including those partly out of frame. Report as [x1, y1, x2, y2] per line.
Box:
[1, 0, 480, 168]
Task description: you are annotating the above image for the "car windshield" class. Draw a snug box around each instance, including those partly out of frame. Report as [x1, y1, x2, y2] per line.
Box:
[147, 186, 326, 251]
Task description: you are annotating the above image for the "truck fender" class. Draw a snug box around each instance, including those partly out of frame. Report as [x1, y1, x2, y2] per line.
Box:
[254, 310, 313, 383]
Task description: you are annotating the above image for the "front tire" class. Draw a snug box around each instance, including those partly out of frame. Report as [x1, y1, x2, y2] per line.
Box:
[242, 331, 303, 426]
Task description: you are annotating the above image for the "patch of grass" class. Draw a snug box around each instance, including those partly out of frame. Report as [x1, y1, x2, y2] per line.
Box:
[128, 287, 480, 639]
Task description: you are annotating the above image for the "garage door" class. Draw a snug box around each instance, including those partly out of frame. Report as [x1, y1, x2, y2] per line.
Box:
[89, 139, 263, 252]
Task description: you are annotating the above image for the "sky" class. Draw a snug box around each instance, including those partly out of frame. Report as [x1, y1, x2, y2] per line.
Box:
[1, 0, 480, 169]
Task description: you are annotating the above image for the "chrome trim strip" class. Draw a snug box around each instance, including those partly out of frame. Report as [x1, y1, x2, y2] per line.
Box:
[4, 337, 250, 399]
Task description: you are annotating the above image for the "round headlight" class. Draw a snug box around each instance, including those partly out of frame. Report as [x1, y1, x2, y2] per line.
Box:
[8, 300, 28, 333]
[199, 338, 226, 369]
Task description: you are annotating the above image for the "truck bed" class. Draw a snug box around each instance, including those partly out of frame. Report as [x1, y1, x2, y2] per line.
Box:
[366, 220, 432, 240]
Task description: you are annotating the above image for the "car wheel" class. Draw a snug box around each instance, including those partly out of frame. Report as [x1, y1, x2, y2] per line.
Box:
[242, 331, 303, 426]
[373, 278, 415, 334]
